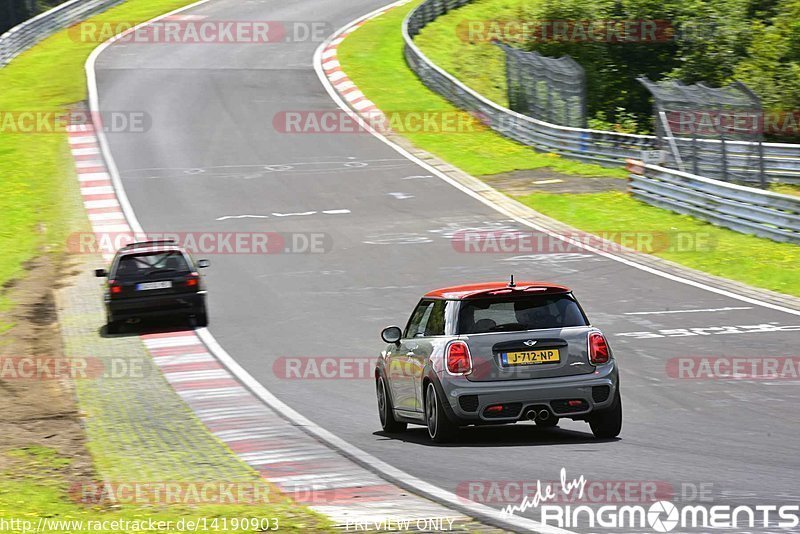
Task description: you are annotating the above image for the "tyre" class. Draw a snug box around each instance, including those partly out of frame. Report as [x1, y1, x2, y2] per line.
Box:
[106, 314, 120, 334]
[589, 390, 622, 438]
[425, 382, 458, 443]
[376, 375, 406, 433]
[194, 308, 208, 327]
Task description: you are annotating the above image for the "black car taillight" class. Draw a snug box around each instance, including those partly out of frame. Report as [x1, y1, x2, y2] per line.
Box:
[109, 280, 122, 297]
[589, 332, 610, 364]
[185, 272, 200, 289]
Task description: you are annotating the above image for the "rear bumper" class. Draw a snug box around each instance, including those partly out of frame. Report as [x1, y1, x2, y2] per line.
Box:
[442, 361, 618, 424]
[106, 292, 206, 320]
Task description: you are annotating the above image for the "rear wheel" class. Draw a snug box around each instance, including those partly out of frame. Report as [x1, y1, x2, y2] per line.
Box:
[425, 382, 457, 443]
[376, 375, 406, 433]
[106, 313, 120, 334]
[589, 390, 622, 438]
[194, 307, 208, 327]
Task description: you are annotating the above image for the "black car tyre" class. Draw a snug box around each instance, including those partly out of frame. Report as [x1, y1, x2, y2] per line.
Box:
[194, 307, 209, 328]
[589, 390, 622, 438]
[106, 314, 121, 334]
[425, 382, 457, 443]
[376, 375, 406, 433]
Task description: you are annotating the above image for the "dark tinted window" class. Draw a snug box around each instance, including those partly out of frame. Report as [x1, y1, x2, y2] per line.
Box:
[424, 300, 446, 336]
[114, 251, 190, 279]
[458, 294, 587, 334]
[405, 300, 433, 338]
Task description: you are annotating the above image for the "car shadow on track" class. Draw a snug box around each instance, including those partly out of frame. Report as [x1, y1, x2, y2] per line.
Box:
[375, 423, 619, 447]
[99, 318, 199, 338]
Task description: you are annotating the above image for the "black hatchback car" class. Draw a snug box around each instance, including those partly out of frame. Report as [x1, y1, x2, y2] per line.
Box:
[95, 240, 209, 333]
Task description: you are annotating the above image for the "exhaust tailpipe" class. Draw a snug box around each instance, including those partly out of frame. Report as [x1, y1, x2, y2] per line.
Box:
[537, 409, 550, 421]
[525, 409, 538, 421]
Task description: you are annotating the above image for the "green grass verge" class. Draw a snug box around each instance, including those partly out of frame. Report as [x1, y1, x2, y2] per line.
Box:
[336, 0, 624, 178]
[519, 192, 799, 296]
[414, 0, 519, 107]
[336, 1, 800, 297]
[1, 447, 329, 533]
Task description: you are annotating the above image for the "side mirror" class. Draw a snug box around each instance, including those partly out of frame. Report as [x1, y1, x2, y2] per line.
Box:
[95, 268, 108, 278]
[197, 259, 210, 269]
[381, 326, 402, 345]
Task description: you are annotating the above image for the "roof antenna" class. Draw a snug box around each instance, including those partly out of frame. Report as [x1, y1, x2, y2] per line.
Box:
[508, 274, 516, 288]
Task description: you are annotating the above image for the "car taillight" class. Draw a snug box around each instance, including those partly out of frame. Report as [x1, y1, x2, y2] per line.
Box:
[446, 341, 472, 375]
[185, 273, 199, 288]
[109, 280, 122, 295]
[589, 332, 610, 364]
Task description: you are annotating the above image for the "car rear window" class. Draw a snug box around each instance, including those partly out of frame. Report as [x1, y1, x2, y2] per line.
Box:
[114, 251, 190, 279]
[458, 294, 588, 334]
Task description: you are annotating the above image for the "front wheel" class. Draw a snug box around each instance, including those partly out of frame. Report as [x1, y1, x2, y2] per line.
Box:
[425, 382, 458, 443]
[376, 375, 406, 433]
[589, 390, 622, 438]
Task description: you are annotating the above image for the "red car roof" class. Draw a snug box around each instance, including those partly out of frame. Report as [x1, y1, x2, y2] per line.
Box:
[424, 281, 571, 300]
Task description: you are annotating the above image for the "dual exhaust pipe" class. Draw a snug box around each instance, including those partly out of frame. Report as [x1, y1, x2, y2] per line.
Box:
[525, 408, 551, 422]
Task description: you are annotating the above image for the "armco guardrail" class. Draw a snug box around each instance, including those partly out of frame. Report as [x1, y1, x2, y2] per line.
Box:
[626, 160, 800, 244]
[402, 0, 800, 183]
[403, 0, 656, 166]
[0, 0, 125, 67]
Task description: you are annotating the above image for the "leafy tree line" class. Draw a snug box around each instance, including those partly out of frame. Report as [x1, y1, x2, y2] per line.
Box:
[0, 0, 68, 33]
[510, 0, 799, 139]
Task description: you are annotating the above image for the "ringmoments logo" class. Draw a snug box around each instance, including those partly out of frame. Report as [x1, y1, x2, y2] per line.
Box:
[499, 468, 800, 532]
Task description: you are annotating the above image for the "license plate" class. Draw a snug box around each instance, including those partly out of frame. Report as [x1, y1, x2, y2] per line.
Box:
[501, 349, 560, 366]
[136, 281, 172, 291]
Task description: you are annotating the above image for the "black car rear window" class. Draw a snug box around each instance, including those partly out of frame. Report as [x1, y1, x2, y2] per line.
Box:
[114, 251, 190, 279]
[458, 294, 588, 334]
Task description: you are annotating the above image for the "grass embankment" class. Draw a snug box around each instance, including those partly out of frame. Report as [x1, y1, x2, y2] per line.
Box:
[1, 447, 328, 533]
[336, 0, 800, 297]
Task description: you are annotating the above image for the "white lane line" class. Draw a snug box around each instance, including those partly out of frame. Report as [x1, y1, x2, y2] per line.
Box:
[322, 209, 351, 214]
[624, 306, 754, 316]
[273, 211, 316, 217]
[388, 192, 413, 200]
[216, 214, 269, 220]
